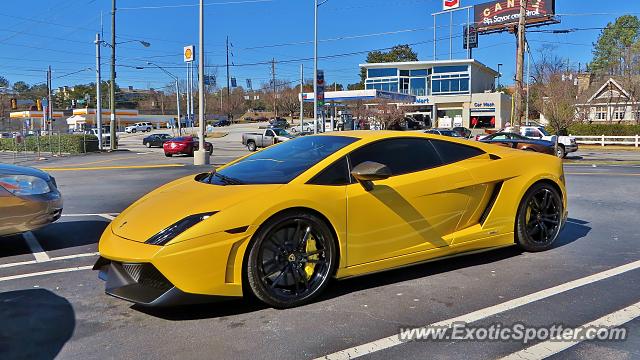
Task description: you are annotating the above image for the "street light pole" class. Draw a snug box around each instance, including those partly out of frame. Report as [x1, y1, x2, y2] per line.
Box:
[95, 33, 103, 150]
[144, 62, 181, 136]
[110, 0, 117, 150]
[313, 0, 318, 134]
[194, 0, 209, 165]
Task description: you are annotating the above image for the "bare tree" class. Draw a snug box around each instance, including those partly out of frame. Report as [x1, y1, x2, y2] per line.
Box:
[373, 102, 405, 130]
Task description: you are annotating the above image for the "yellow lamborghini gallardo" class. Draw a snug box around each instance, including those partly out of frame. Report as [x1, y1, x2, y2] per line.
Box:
[95, 131, 567, 308]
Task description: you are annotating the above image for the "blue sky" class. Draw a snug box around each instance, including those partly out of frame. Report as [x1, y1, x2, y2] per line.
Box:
[1, 0, 639, 92]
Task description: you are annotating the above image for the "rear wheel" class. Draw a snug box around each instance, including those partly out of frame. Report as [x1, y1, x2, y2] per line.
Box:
[165, 152, 172, 157]
[516, 183, 563, 252]
[247, 141, 257, 152]
[132, 129, 137, 133]
[246, 211, 337, 308]
[146, 142, 151, 148]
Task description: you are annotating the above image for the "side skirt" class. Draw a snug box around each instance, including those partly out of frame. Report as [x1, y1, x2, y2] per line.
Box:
[335, 233, 515, 279]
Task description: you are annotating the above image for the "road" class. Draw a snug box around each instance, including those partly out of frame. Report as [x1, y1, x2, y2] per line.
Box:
[0, 137, 639, 359]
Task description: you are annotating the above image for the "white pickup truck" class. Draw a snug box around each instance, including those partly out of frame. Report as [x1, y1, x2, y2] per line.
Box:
[503, 126, 578, 158]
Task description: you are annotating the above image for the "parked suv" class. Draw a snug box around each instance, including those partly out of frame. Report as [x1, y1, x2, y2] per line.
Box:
[125, 122, 153, 133]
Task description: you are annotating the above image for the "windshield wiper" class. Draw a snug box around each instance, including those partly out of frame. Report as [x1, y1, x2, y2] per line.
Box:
[208, 170, 244, 185]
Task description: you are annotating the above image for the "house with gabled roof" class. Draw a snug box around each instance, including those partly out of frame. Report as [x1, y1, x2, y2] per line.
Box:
[574, 74, 640, 124]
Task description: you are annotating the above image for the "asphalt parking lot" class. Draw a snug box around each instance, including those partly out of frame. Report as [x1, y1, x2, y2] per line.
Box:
[1, 136, 640, 359]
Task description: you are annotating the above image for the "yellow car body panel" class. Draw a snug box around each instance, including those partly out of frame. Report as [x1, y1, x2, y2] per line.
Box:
[96, 131, 567, 304]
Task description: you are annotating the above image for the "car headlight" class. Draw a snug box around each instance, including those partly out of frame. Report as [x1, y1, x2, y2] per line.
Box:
[145, 212, 216, 246]
[0, 175, 51, 196]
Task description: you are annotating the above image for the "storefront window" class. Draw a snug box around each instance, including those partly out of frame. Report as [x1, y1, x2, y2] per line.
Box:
[410, 69, 430, 76]
[367, 68, 398, 78]
[433, 65, 469, 74]
[410, 78, 427, 96]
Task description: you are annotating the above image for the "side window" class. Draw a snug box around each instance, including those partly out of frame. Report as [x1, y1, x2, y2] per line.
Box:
[348, 138, 442, 176]
[493, 134, 508, 140]
[308, 157, 350, 186]
[430, 139, 485, 164]
[265, 130, 275, 137]
[524, 129, 539, 138]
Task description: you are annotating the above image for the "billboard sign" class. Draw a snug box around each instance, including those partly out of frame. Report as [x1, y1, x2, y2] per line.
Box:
[443, 0, 460, 11]
[463, 24, 479, 49]
[474, 0, 556, 33]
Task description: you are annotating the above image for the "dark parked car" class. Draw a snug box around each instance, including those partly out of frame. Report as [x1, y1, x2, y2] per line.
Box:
[269, 118, 290, 129]
[163, 136, 213, 157]
[212, 119, 231, 127]
[452, 126, 472, 138]
[480, 132, 555, 155]
[143, 133, 173, 148]
[424, 129, 463, 137]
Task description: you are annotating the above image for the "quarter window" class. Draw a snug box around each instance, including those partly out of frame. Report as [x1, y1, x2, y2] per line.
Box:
[430, 139, 485, 164]
[308, 157, 350, 186]
[348, 138, 442, 176]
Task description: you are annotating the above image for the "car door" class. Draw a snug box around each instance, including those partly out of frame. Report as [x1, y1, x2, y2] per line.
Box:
[345, 138, 479, 266]
[264, 130, 276, 146]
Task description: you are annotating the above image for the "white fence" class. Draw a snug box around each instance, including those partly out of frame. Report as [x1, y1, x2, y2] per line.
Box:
[570, 135, 640, 147]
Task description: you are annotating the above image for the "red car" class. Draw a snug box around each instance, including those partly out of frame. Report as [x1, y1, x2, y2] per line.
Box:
[163, 136, 213, 157]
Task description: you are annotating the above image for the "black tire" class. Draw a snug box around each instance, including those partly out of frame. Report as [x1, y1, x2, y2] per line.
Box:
[132, 129, 137, 133]
[247, 141, 257, 152]
[165, 152, 172, 157]
[515, 183, 563, 252]
[145, 142, 151, 148]
[555, 144, 566, 158]
[246, 211, 337, 308]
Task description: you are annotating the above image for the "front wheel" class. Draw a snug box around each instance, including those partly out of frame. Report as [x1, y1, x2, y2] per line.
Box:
[515, 183, 563, 252]
[146, 142, 151, 148]
[164, 152, 172, 157]
[246, 211, 337, 308]
[556, 145, 566, 158]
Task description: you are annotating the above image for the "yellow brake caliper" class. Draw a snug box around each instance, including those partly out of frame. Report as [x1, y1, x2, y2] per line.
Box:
[304, 235, 318, 279]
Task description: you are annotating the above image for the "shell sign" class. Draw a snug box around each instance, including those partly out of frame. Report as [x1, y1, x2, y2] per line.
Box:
[184, 45, 195, 63]
[443, 0, 460, 11]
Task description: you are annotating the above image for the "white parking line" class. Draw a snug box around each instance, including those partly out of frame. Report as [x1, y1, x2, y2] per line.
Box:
[61, 213, 119, 218]
[0, 265, 93, 282]
[500, 301, 640, 360]
[22, 232, 49, 262]
[0, 252, 100, 269]
[317, 259, 640, 360]
[97, 214, 116, 221]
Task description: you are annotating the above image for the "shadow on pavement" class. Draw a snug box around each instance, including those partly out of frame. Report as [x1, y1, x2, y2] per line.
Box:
[0, 289, 75, 360]
[34, 220, 108, 251]
[132, 298, 267, 321]
[134, 218, 591, 320]
[0, 234, 32, 258]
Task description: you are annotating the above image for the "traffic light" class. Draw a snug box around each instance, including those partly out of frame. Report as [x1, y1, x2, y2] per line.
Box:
[10, 98, 17, 110]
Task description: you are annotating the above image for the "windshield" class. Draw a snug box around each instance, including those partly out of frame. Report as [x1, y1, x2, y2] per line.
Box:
[207, 135, 358, 185]
[537, 127, 550, 136]
[273, 129, 293, 138]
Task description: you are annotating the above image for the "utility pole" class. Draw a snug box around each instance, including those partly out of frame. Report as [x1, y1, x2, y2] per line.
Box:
[226, 36, 231, 122]
[47, 66, 52, 134]
[95, 33, 103, 149]
[272, 58, 277, 118]
[190, 60, 195, 128]
[513, 0, 527, 129]
[110, 0, 117, 150]
[194, 0, 209, 165]
[300, 64, 304, 128]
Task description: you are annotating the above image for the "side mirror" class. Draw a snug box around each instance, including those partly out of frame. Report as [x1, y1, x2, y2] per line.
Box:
[350, 161, 392, 191]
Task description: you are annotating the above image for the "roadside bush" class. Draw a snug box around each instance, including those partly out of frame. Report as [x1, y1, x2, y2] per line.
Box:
[562, 124, 640, 136]
[0, 134, 98, 154]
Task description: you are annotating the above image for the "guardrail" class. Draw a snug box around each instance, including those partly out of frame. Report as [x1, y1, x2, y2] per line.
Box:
[569, 135, 640, 147]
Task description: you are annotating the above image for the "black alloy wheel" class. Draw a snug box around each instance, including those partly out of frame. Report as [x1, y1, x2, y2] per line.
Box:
[516, 183, 563, 252]
[246, 212, 336, 308]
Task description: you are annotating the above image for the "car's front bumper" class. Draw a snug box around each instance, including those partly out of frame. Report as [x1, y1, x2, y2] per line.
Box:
[0, 191, 63, 236]
[95, 223, 250, 306]
[565, 144, 578, 153]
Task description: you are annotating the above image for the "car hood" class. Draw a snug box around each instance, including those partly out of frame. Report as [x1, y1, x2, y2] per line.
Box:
[0, 164, 51, 181]
[111, 175, 281, 242]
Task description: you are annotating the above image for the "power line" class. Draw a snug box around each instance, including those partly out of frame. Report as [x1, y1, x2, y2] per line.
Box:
[118, 0, 275, 11]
